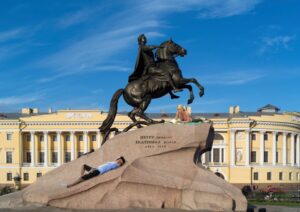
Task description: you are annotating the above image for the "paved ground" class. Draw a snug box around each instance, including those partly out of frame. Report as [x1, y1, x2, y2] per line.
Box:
[0, 205, 299, 212]
[248, 204, 300, 212]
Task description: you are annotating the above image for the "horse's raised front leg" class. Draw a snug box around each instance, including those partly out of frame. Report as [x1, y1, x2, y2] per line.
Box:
[169, 91, 179, 99]
[178, 84, 194, 104]
[178, 78, 204, 98]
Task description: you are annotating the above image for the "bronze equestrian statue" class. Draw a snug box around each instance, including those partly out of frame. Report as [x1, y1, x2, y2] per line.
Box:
[99, 34, 205, 144]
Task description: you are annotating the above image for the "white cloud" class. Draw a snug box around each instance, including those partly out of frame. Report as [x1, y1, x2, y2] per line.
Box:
[199, 0, 261, 18]
[91, 88, 104, 94]
[202, 71, 265, 85]
[0, 43, 27, 61]
[139, 0, 261, 18]
[0, 28, 25, 43]
[56, 6, 103, 28]
[259, 35, 296, 55]
[36, 64, 131, 83]
[0, 94, 41, 106]
[36, 1, 262, 82]
[36, 27, 163, 82]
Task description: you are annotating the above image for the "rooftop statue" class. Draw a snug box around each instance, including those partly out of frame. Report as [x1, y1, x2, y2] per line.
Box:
[99, 34, 205, 144]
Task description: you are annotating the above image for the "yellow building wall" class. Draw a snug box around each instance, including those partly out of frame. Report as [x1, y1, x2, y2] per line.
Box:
[1, 109, 300, 188]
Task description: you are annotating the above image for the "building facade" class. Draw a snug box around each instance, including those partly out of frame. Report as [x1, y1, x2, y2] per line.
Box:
[200, 105, 300, 188]
[0, 105, 299, 188]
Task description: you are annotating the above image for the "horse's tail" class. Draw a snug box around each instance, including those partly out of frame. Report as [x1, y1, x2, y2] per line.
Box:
[99, 89, 124, 134]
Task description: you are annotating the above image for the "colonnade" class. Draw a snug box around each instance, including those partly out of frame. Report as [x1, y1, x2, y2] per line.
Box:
[22, 131, 103, 167]
[230, 130, 300, 167]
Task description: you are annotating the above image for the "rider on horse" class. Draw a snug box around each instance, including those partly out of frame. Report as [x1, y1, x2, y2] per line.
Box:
[128, 34, 182, 93]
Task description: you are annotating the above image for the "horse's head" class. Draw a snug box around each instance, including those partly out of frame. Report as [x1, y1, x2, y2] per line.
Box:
[156, 38, 187, 60]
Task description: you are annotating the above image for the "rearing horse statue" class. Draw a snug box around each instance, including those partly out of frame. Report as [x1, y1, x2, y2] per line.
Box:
[99, 39, 204, 144]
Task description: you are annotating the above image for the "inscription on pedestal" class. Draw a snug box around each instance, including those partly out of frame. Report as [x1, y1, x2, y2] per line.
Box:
[135, 135, 176, 148]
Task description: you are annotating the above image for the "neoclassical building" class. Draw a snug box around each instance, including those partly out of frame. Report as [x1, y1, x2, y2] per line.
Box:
[200, 105, 300, 188]
[0, 104, 299, 188]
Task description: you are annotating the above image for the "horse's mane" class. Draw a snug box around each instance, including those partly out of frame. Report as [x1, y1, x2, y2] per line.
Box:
[156, 41, 169, 60]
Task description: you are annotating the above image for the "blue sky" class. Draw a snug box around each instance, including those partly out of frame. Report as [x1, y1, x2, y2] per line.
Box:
[0, 0, 299, 114]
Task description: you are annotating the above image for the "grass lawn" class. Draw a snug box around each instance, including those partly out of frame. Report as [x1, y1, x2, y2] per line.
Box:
[249, 200, 300, 207]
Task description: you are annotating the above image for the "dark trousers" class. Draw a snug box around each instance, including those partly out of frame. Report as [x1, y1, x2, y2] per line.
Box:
[81, 164, 100, 180]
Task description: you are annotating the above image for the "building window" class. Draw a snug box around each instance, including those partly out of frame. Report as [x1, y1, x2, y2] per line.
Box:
[221, 148, 224, 163]
[208, 151, 211, 163]
[251, 134, 256, 140]
[37, 172, 42, 178]
[26, 152, 31, 163]
[7, 173, 12, 181]
[267, 172, 272, 180]
[52, 152, 58, 163]
[264, 151, 268, 163]
[251, 151, 256, 163]
[279, 172, 283, 181]
[91, 134, 96, 142]
[65, 152, 71, 163]
[78, 135, 83, 141]
[276, 151, 279, 163]
[264, 133, 268, 141]
[65, 135, 70, 142]
[39, 152, 45, 163]
[23, 173, 29, 181]
[276, 134, 279, 141]
[52, 135, 57, 142]
[289, 172, 292, 181]
[254, 172, 259, 180]
[213, 148, 220, 163]
[6, 133, 12, 141]
[39, 135, 44, 142]
[6, 151, 12, 164]
[26, 134, 31, 142]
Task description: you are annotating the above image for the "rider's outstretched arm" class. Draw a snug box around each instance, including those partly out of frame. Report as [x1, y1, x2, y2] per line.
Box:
[143, 45, 161, 51]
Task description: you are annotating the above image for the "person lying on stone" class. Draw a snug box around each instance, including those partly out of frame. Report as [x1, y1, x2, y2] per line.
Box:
[67, 156, 126, 188]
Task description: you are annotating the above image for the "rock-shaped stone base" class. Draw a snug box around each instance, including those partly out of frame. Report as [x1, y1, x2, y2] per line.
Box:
[0, 123, 247, 211]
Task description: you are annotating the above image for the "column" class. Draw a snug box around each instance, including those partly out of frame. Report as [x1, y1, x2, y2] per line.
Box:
[44, 131, 48, 167]
[70, 131, 75, 160]
[211, 148, 214, 163]
[296, 135, 300, 166]
[97, 131, 102, 148]
[245, 130, 250, 166]
[283, 132, 287, 166]
[201, 153, 206, 164]
[57, 131, 62, 166]
[20, 132, 24, 165]
[291, 134, 295, 166]
[30, 132, 35, 167]
[84, 131, 88, 153]
[260, 131, 264, 166]
[272, 132, 277, 166]
[230, 130, 236, 166]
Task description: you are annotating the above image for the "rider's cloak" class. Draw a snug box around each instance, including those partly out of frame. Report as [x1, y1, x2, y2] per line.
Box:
[128, 47, 145, 82]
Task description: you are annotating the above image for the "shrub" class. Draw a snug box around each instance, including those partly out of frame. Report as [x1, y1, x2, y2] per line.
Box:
[0, 186, 13, 196]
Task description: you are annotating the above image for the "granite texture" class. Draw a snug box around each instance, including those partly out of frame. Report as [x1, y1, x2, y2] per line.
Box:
[0, 123, 247, 211]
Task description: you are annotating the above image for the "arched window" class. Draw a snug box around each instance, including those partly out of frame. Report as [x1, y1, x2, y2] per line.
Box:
[214, 133, 224, 140]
